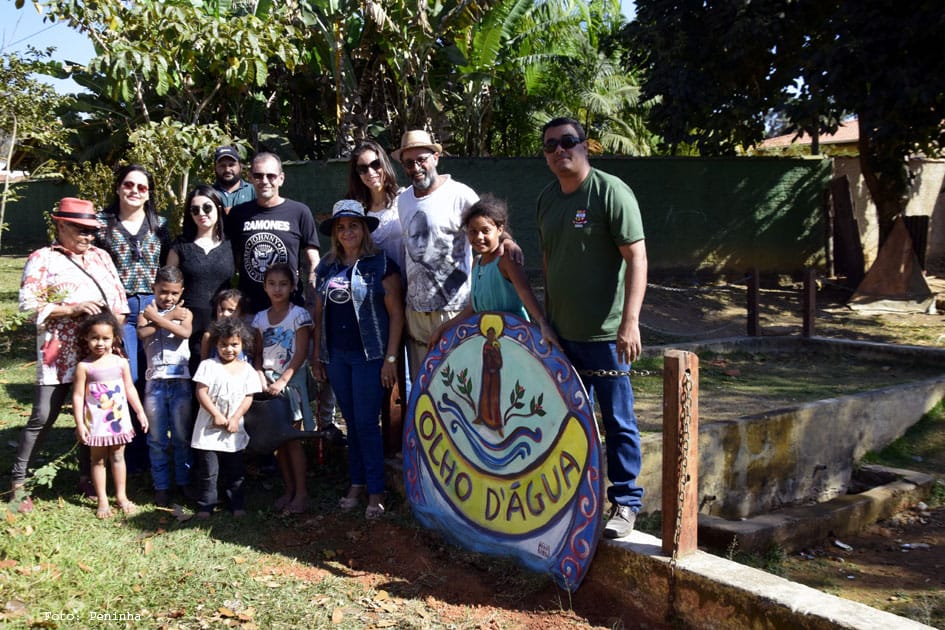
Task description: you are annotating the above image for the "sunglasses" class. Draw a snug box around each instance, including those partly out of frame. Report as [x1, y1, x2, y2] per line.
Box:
[542, 134, 584, 153]
[121, 180, 149, 193]
[401, 154, 433, 169]
[251, 172, 280, 182]
[189, 202, 216, 216]
[356, 159, 383, 175]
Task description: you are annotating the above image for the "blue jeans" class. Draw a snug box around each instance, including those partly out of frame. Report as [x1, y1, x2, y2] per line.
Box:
[123, 294, 154, 382]
[123, 294, 154, 472]
[559, 338, 644, 511]
[326, 349, 385, 494]
[145, 378, 193, 490]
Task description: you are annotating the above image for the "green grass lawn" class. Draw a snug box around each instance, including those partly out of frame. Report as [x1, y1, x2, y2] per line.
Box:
[0, 255, 413, 629]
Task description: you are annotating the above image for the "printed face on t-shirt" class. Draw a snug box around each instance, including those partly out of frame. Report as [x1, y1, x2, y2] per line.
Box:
[406, 211, 430, 263]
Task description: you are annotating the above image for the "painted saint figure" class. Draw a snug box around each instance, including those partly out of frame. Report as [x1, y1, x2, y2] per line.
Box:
[475, 327, 504, 436]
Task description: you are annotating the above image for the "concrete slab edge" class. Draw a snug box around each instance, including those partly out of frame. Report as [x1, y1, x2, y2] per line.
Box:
[587, 530, 935, 629]
[696, 465, 936, 553]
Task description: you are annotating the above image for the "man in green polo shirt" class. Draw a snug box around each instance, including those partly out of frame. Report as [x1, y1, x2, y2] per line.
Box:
[537, 116, 648, 539]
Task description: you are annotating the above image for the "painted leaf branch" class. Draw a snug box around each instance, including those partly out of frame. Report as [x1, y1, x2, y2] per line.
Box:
[440, 364, 476, 411]
[503, 382, 545, 424]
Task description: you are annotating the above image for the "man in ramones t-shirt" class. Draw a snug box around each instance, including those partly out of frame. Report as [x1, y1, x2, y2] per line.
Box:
[226, 152, 320, 314]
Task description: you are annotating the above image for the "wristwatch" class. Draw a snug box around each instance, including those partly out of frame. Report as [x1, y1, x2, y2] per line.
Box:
[385, 355, 397, 364]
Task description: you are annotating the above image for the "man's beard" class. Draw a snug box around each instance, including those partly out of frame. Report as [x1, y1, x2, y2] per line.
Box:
[413, 170, 436, 192]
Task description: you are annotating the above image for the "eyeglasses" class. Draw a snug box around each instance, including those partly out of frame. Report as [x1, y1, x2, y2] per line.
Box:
[251, 172, 280, 182]
[121, 180, 149, 193]
[189, 202, 216, 216]
[356, 159, 383, 175]
[70, 225, 98, 236]
[401, 154, 433, 169]
[542, 134, 584, 153]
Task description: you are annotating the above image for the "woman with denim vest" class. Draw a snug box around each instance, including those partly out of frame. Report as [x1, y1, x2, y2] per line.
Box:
[312, 200, 404, 519]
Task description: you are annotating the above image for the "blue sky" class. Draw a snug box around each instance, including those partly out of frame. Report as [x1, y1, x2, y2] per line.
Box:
[1, 1, 94, 92]
[2, 0, 636, 94]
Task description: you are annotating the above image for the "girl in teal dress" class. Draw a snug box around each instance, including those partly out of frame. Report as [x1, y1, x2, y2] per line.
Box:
[429, 194, 559, 350]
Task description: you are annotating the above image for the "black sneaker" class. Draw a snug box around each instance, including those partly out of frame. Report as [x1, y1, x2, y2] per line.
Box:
[603, 504, 636, 539]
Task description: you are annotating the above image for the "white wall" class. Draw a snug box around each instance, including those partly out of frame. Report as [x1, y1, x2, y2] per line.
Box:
[834, 157, 945, 272]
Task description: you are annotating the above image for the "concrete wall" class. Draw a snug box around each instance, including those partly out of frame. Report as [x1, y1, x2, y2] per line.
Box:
[834, 157, 945, 272]
[4, 157, 831, 274]
[587, 531, 934, 629]
[637, 337, 945, 519]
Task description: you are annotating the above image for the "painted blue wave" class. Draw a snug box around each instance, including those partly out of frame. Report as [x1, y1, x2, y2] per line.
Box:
[436, 393, 542, 468]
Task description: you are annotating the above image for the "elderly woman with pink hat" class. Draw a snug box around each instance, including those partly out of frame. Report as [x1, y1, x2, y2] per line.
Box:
[10, 198, 129, 512]
[311, 199, 404, 519]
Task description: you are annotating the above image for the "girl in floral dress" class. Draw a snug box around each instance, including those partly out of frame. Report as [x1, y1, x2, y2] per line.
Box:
[73, 312, 149, 519]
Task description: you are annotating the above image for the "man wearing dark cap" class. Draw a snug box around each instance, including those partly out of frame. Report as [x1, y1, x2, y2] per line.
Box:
[213, 145, 256, 212]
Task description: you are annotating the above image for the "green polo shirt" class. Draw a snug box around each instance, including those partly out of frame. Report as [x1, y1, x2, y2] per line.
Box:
[537, 168, 645, 341]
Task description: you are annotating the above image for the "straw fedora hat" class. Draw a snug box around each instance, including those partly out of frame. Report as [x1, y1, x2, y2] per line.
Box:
[50, 197, 103, 229]
[391, 130, 443, 161]
[319, 199, 380, 236]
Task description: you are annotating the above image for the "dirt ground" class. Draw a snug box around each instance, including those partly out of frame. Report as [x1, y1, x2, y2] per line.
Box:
[284, 275, 945, 628]
[640, 274, 945, 627]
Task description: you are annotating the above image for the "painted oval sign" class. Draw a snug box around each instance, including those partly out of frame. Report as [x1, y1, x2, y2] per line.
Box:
[403, 312, 603, 591]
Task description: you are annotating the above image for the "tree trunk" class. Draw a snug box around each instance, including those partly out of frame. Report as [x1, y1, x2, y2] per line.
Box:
[857, 116, 907, 246]
[0, 114, 17, 255]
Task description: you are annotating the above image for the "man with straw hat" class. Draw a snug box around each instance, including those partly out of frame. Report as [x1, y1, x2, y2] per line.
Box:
[393, 130, 478, 379]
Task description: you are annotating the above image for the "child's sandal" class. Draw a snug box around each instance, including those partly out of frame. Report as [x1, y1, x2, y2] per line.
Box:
[118, 501, 137, 516]
[96, 505, 112, 519]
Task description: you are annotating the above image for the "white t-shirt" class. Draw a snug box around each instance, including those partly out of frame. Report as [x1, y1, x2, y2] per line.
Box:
[368, 196, 404, 272]
[191, 358, 262, 452]
[398, 176, 477, 312]
[252, 304, 313, 381]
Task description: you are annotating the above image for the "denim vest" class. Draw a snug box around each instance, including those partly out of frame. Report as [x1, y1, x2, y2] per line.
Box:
[316, 253, 390, 362]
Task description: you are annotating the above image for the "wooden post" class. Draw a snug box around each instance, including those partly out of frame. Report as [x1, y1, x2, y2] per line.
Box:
[661, 350, 699, 557]
[802, 268, 816, 338]
[747, 268, 760, 336]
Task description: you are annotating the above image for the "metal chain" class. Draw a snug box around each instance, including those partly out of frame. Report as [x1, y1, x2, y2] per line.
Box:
[577, 368, 656, 378]
[667, 370, 693, 622]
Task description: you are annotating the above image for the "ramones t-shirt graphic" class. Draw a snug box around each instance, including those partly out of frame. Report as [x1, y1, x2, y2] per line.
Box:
[225, 199, 320, 312]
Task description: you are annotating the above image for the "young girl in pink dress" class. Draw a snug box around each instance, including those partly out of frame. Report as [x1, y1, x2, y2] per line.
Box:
[73, 312, 149, 518]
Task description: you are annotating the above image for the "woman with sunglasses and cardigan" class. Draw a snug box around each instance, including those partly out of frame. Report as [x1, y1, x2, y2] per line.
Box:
[166, 185, 235, 373]
[97, 164, 170, 474]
